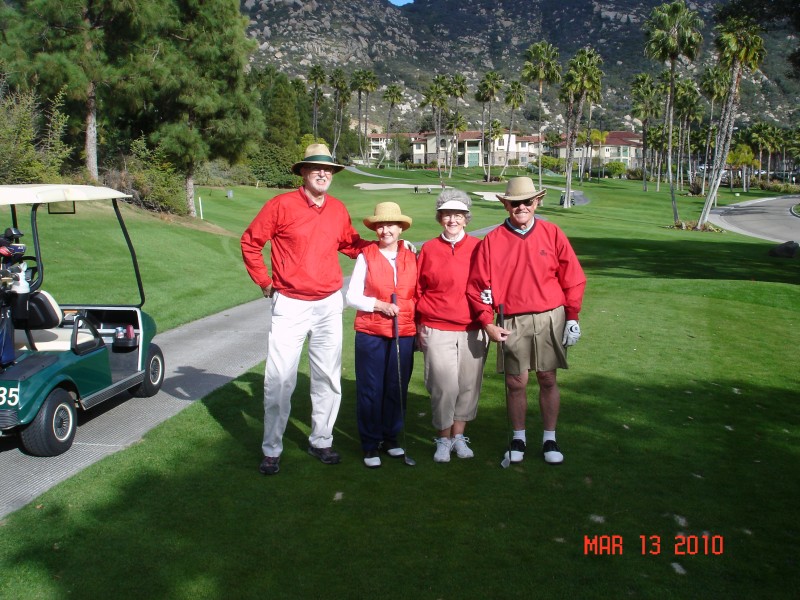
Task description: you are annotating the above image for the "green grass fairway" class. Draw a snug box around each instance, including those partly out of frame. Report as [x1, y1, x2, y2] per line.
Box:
[1, 171, 798, 599]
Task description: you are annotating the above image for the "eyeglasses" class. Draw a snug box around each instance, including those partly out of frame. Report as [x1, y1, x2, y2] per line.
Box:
[508, 199, 535, 208]
[441, 213, 466, 221]
[306, 167, 334, 175]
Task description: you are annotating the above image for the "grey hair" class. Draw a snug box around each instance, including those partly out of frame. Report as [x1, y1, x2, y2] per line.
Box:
[435, 188, 472, 224]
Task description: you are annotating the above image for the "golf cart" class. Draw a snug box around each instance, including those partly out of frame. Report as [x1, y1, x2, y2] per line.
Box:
[0, 184, 165, 456]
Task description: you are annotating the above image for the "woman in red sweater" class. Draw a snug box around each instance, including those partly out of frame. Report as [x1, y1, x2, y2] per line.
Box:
[416, 190, 487, 463]
[346, 202, 417, 468]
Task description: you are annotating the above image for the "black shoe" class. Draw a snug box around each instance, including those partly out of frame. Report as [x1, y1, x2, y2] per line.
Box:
[542, 440, 564, 465]
[380, 440, 405, 458]
[509, 438, 526, 463]
[259, 455, 280, 475]
[363, 449, 382, 468]
[307, 446, 341, 465]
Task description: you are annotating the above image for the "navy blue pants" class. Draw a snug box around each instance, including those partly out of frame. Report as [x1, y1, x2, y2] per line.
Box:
[354, 331, 415, 452]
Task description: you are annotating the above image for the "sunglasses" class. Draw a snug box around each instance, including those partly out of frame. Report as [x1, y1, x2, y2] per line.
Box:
[508, 198, 535, 208]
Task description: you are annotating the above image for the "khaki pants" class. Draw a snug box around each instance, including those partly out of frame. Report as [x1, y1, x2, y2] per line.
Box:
[419, 325, 488, 431]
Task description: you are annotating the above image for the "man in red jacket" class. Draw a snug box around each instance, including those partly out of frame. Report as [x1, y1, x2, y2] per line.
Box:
[241, 143, 370, 475]
[467, 177, 586, 465]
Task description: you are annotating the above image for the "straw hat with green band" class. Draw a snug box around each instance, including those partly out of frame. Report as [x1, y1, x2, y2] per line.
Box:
[291, 143, 346, 176]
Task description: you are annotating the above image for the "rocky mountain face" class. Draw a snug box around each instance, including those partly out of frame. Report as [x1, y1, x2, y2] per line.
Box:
[241, 0, 799, 131]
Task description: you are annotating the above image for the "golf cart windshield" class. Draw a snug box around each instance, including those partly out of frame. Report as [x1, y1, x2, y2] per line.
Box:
[0, 185, 146, 308]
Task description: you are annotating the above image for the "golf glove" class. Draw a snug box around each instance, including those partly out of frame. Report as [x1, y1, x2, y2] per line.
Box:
[562, 320, 581, 346]
[480, 288, 493, 305]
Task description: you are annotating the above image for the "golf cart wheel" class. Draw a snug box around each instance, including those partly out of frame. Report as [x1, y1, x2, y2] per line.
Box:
[20, 388, 77, 457]
[130, 343, 164, 398]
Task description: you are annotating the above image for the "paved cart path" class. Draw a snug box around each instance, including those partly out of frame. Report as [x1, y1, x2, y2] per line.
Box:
[0, 299, 269, 518]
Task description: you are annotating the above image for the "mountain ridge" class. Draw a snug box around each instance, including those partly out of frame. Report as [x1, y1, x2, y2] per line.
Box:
[241, 0, 800, 132]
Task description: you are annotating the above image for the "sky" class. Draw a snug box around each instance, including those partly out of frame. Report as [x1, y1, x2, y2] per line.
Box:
[388, 0, 414, 5]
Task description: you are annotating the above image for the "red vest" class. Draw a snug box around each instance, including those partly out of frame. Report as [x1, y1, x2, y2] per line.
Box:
[354, 242, 417, 337]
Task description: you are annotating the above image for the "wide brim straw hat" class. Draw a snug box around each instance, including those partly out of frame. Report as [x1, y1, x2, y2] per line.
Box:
[291, 143, 345, 176]
[363, 202, 413, 231]
[496, 177, 547, 202]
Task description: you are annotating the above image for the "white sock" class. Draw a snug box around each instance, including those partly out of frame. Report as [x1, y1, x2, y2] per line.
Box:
[513, 430, 526, 442]
[543, 430, 556, 444]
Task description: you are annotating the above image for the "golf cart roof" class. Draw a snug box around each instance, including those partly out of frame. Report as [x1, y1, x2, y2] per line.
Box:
[0, 184, 131, 207]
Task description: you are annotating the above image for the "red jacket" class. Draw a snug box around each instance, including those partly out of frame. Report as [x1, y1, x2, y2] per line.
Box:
[354, 242, 417, 337]
[241, 187, 368, 300]
[416, 234, 482, 331]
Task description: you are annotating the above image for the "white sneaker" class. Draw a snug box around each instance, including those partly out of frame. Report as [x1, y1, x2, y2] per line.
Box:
[434, 437, 452, 462]
[542, 440, 564, 465]
[452, 436, 474, 459]
[363, 450, 381, 469]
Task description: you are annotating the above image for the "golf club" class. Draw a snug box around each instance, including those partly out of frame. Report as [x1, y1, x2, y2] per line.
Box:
[391, 293, 416, 466]
[499, 304, 513, 469]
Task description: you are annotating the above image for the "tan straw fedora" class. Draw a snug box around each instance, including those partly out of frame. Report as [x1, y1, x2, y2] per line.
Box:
[363, 202, 413, 231]
[291, 143, 345, 176]
[496, 176, 547, 202]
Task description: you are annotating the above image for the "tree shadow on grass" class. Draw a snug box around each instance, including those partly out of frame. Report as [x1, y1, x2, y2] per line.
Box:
[572, 235, 800, 284]
[2, 369, 798, 599]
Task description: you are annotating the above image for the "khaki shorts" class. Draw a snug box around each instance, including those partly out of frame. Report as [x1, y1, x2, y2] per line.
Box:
[497, 306, 568, 374]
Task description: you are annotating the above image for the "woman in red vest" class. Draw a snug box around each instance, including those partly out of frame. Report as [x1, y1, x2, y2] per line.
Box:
[346, 202, 417, 468]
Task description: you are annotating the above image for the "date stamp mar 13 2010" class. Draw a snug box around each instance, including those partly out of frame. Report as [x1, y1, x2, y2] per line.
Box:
[583, 534, 724, 556]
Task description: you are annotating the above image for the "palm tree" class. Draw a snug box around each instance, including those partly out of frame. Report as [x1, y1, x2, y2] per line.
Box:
[631, 73, 661, 191]
[763, 122, 782, 181]
[350, 69, 369, 164]
[420, 80, 447, 177]
[499, 80, 525, 178]
[559, 47, 603, 208]
[328, 68, 350, 160]
[308, 64, 326, 139]
[381, 83, 403, 168]
[673, 79, 701, 190]
[446, 74, 468, 175]
[748, 121, 771, 182]
[699, 64, 729, 194]
[644, 0, 704, 224]
[474, 81, 492, 178]
[361, 70, 379, 165]
[698, 16, 765, 229]
[479, 71, 504, 181]
[446, 110, 468, 177]
[521, 41, 562, 190]
[590, 129, 609, 180]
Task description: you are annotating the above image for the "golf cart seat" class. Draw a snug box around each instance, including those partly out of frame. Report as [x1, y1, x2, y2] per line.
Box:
[14, 291, 94, 352]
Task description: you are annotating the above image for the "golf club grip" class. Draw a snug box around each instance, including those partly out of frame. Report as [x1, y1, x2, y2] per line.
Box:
[391, 293, 399, 339]
[498, 303, 504, 329]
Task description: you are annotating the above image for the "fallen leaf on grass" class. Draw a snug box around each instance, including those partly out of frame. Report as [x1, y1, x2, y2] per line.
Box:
[671, 563, 686, 575]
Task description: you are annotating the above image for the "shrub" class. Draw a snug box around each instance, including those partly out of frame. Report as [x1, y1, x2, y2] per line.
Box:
[104, 137, 185, 215]
[757, 180, 800, 194]
[195, 159, 257, 187]
[250, 143, 301, 188]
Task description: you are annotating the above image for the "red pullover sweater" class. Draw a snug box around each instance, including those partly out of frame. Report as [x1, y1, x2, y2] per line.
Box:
[467, 218, 586, 326]
[241, 187, 368, 300]
[416, 234, 482, 332]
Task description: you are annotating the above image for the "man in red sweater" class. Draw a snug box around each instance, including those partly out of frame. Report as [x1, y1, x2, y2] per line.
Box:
[241, 144, 369, 475]
[467, 177, 586, 465]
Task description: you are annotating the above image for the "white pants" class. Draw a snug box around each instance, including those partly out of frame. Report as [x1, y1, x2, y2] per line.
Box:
[262, 291, 343, 457]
